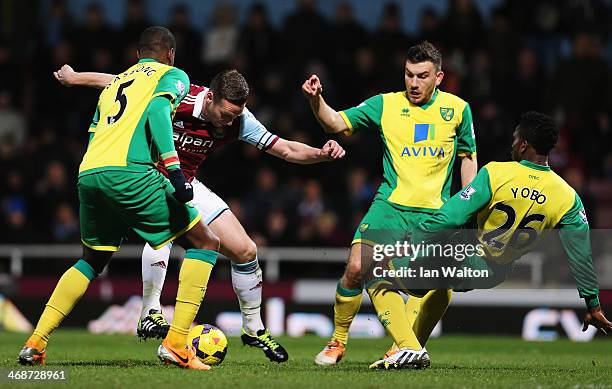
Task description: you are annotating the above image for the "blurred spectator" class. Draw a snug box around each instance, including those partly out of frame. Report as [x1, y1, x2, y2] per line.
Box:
[441, 0, 484, 53]
[347, 168, 375, 215]
[1, 172, 28, 223]
[373, 3, 410, 91]
[245, 167, 282, 231]
[0, 41, 23, 107]
[73, 3, 116, 68]
[486, 7, 521, 82]
[563, 166, 598, 227]
[120, 0, 149, 42]
[43, 0, 74, 48]
[325, 3, 365, 75]
[550, 32, 610, 174]
[311, 212, 349, 247]
[32, 160, 76, 230]
[463, 50, 494, 109]
[0, 91, 26, 152]
[504, 48, 544, 118]
[298, 180, 325, 222]
[335, 47, 378, 103]
[4, 205, 39, 243]
[52, 202, 80, 242]
[238, 3, 278, 81]
[202, 4, 239, 70]
[282, 0, 328, 71]
[169, 4, 202, 77]
[416, 7, 442, 45]
[373, 3, 410, 58]
[265, 207, 292, 246]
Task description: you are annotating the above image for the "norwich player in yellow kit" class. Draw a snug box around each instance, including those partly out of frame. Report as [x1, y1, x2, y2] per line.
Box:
[368, 112, 612, 369]
[302, 41, 478, 366]
[18, 27, 220, 370]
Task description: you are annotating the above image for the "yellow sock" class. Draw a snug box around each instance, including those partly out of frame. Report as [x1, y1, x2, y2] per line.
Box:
[331, 282, 363, 345]
[367, 282, 421, 350]
[386, 294, 423, 354]
[405, 294, 422, 328]
[166, 250, 217, 350]
[28, 260, 96, 349]
[412, 289, 452, 346]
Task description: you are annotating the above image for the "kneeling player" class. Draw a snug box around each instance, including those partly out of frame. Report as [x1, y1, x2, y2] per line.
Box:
[367, 112, 612, 370]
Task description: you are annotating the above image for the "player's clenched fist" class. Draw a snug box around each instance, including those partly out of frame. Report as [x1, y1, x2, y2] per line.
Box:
[53, 64, 77, 87]
[302, 75, 323, 98]
[321, 140, 346, 160]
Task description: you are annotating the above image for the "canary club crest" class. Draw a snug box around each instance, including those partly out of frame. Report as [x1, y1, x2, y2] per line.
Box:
[440, 107, 454, 121]
[359, 223, 370, 233]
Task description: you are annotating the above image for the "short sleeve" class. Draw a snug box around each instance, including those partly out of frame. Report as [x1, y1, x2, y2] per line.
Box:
[239, 107, 279, 150]
[153, 67, 190, 110]
[339, 94, 383, 135]
[457, 103, 477, 156]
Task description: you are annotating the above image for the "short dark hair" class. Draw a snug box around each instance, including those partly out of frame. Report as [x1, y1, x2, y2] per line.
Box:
[209, 69, 249, 105]
[406, 41, 442, 70]
[518, 111, 559, 155]
[137, 26, 175, 56]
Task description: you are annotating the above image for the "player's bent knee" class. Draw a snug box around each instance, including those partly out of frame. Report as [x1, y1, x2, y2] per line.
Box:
[232, 239, 257, 263]
[82, 246, 113, 275]
[203, 232, 221, 251]
[344, 262, 362, 285]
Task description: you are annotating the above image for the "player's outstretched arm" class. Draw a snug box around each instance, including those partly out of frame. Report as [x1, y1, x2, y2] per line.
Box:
[302, 75, 349, 134]
[54, 64, 114, 89]
[558, 194, 609, 333]
[266, 138, 345, 164]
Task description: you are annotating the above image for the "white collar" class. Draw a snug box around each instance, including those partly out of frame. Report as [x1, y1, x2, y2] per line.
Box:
[192, 87, 207, 120]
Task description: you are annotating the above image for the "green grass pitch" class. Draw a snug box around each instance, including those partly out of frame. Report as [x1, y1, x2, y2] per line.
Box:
[0, 330, 611, 388]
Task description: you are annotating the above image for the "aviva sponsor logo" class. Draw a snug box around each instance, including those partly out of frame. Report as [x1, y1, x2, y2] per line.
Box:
[400, 146, 445, 157]
[401, 123, 444, 157]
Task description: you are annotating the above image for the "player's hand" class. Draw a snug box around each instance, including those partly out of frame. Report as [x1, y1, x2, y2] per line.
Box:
[302, 75, 323, 99]
[582, 306, 612, 334]
[168, 169, 194, 203]
[53, 64, 77, 87]
[321, 140, 345, 160]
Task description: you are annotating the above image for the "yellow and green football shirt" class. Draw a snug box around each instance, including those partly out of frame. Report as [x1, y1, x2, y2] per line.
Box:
[79, 58, 189, 176]
[339, 88, 476, 211]
[418, 160, 599, 307]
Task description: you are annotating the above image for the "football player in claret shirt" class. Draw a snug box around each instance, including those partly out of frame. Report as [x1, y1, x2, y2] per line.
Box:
[302, 41, 477, 367]
[20, 27, 221, 370]
[54, 65, 346, 363]
[367, 112, 612, 370]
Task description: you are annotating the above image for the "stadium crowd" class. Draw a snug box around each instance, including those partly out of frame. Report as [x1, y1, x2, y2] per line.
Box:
[2, 0, 612, 247]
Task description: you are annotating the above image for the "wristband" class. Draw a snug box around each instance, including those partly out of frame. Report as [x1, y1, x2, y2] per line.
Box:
[161, 151, 180, 170]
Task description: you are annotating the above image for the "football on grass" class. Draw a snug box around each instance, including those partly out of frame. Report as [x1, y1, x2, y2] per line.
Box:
[188, 324, 228, 365]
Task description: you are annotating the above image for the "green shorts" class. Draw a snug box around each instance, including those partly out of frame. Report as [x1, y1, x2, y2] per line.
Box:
[352, 199, 434, 246]
[78, 169, 201, 251]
